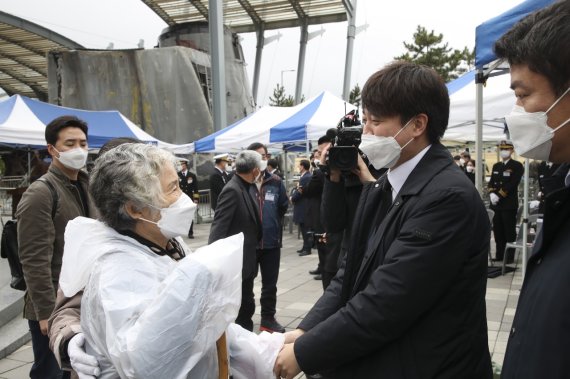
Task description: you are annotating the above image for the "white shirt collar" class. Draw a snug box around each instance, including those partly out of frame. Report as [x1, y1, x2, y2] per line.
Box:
[215, 166, 225, 174]
[387, 144, 431, 201]
[565, 172, 570, 188]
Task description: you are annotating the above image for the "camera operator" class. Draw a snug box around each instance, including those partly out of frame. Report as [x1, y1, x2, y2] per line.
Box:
[274, 61, 492, 379]
[318, 112, 384, 286]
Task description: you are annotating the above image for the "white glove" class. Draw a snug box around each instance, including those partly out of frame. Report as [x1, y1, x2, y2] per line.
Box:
[68, 333, 101, 378]
[490, 193, 500, 206]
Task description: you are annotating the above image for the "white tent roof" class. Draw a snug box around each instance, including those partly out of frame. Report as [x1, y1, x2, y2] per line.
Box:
[194, 91, 356, 153]
[445, 70, 514, 142]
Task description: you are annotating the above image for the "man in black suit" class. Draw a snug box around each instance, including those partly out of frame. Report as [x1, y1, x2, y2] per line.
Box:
[495, 3, 570, 377]
[178, 160, 199, 238]
[208, 150, 264, 331]
[209, 153, 230, 212]
[488, 140, 524, 263]
[274, 61, 492, 379]
[536, 160, 561, 214]
[290, 159, 312, 255]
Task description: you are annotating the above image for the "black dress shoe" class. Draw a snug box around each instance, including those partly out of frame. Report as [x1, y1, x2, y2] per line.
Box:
[298, 250, 311, 256]
[309, 268, 321, 275]
[313, 274, 322, 280]
[188, 235, 194, 239]
[296, 248, 304, 253]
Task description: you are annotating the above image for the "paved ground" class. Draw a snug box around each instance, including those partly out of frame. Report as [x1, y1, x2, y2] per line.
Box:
[0, 221, 520, 378]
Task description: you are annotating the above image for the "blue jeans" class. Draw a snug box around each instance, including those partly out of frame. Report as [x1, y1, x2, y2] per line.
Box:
[28, 320, 68, 379]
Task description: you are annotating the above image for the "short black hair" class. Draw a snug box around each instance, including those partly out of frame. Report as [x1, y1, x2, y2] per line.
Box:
[300, 159, 310, 170]
[494, 1, 570, 96]
[361, 61, 449, 144]
[45, 115, 88, 145]
[318, 135, 332, 145]
[247, 142, 268, 155]
[267, 158, 279, 169]
[453, 155, 461, 160]
[97, 137, 141, 159]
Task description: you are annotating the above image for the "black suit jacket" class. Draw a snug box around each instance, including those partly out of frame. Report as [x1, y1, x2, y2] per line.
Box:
[295, 143, 492, 378]
[210, 168, 228, 211]
[502, 164, 570, 379]
[208, 174, 262, 279]
[488, 159, 524, 211]
[178, 170, 199, 200]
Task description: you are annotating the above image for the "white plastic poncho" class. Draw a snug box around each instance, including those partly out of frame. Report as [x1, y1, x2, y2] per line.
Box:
[61, 217, 284, 379]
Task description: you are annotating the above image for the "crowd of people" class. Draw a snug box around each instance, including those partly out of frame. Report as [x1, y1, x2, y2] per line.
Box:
[10, 1, 570, 378]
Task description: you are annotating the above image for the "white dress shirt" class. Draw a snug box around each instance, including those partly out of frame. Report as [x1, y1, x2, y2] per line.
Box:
[387, 145, 432, 201]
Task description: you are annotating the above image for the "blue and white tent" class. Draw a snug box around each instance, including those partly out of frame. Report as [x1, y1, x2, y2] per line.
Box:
[194, 91, 356, 153]
[0, 95, 194, 153]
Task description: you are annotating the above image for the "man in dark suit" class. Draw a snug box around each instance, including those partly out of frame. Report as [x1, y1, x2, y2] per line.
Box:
[290, 159, 312, 255]
[495, 3, 570, 378]
[536, 160, 561, 214]
[178, 160, 199, 238]
[274, 61, 492, 379]
[488, 140, 524, 263]
[208, 150, 264, 331]
[209, 153, 230, 212]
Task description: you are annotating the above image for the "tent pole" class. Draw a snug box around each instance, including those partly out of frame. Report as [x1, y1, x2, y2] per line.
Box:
[295, 21, 308, 105]
[27, 148, 31, 181]
[521, 158, 530, 279]
[209, 0, 227, 132]
[475, 69, 485, 197]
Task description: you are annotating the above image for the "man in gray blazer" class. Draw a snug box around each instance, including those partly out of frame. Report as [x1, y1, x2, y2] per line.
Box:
[208, 150, 264, 331]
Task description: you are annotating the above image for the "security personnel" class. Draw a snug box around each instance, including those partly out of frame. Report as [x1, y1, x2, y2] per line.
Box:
[536, 161, 561, 214]
[488, 140, 524, 262]
[178, 160, 199, 237]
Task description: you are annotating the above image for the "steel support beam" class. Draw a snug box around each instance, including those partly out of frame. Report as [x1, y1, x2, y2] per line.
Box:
[209, 0, 227, 132]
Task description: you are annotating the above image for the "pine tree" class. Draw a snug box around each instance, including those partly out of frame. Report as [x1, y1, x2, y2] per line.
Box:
[349, 84, 361, 107]
[269, 84, 304, 107]
[394, 26, 474, 82]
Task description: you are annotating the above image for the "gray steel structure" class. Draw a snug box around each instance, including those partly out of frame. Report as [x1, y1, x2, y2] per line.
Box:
[141, 0, 357, 130]
[0, 11, 83, 100]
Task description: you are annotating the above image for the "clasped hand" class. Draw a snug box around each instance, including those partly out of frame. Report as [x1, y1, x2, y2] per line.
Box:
[273, 329, 304, 379]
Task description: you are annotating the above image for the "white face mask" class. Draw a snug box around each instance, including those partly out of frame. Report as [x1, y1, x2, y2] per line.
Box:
[505, 87, 570, 161]
[459, 158, 466, 165]
[466, 166, 474, 173]
[359, 118, 414, 170]
[54, 147, 88, 170]
[140, 193, 197, 239]
[500, 150, 512, 160]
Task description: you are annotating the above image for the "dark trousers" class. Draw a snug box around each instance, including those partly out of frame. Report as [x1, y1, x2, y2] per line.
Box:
[29, 320, 68, 379]
[322, 232, 343, 290]
[235, 273, 255, 331]
[299, 223, 312, 251]
[256, 247, 281, 319]
[493, 209, 517, 260]
[188, 220, 194, 237]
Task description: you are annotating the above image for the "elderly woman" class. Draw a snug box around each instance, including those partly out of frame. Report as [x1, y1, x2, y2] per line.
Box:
[57, 144, 282, 379]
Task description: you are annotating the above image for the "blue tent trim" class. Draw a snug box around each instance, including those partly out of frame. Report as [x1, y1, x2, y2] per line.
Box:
[447, 70, 476, 96]
[269, 92, 325, 143]
[194, 111, 255, 152]
[19, 96, 156, 147]
[475, 0, 555, 68]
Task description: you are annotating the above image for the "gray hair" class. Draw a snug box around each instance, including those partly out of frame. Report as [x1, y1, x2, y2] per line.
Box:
[235, 150, 262, 174]
[89, 143, 177, 231]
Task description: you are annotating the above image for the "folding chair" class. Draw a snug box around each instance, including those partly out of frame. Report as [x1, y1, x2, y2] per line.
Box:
[502, 214, 540, 275]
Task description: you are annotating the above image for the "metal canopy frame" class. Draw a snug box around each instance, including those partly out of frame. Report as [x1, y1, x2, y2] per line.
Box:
[0, 11, 83, 100]
[141, 0, 356, 132]
[141, 0, 348, 33]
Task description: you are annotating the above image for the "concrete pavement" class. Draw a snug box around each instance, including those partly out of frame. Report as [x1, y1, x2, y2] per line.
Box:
[0, 221, 520, 378]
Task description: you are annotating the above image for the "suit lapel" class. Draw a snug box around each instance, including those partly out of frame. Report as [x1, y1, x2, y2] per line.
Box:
[531, 187, 570, 258]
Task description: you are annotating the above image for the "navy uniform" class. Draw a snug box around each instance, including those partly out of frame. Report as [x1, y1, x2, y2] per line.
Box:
[488, 141, 524, 262]
[178, 161, 199, 237]
[536, 161, 561, 214]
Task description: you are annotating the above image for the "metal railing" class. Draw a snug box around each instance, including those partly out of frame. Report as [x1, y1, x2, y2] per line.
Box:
[195, 189, 213, 224]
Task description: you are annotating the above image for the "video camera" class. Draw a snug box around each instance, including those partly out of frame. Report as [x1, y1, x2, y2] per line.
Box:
[326, 109, 366, 172]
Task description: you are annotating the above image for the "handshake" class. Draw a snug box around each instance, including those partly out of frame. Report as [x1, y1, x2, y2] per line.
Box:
[69, 327, 307, 379]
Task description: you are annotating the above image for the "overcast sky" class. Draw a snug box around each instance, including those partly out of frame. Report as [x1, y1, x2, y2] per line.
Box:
[1, 0, 523, 106]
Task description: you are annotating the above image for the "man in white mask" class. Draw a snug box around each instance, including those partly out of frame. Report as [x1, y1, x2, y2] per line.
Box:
[274, 61, 492, 379]
[487, 140, 523, 263]
[494, 2, 570, 378]
[16, 115, 97, 379]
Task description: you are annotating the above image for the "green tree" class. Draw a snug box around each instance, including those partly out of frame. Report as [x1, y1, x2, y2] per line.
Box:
[269, 84, 304, 106]
[349, 84, 361, 107]
[394, 26, 474, 82]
